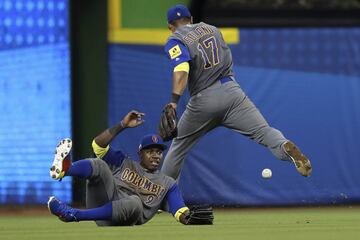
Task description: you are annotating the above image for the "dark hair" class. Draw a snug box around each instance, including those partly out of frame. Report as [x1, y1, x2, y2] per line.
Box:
[169, 17, 191, 26]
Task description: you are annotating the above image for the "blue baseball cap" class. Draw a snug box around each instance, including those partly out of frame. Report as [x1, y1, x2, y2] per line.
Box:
[138, 134, 167, 151]
[167, 4, 191, 23]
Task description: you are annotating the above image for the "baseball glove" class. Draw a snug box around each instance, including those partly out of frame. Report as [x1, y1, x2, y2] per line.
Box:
[158, 104, 178, 141]
[185, 205, 214, 225]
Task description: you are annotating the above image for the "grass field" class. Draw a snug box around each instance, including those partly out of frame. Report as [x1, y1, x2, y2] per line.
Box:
[1, 207, 359, 240]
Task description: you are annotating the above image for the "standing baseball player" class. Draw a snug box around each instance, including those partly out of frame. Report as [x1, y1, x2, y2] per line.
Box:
[160, 5, 312, 180]
[48, 110, 213, 226]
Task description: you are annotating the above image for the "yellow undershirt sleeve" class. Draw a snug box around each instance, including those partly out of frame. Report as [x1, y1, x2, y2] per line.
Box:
[174, 207, 189, 221]
[91, 139, 110, 158]
[173, 62, 190, 73]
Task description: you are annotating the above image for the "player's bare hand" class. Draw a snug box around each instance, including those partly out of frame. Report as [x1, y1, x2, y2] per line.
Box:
[122, 110, 145, 128]
[168, 102, 177, 109]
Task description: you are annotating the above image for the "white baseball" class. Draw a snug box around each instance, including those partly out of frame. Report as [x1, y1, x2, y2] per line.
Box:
[262, 168, 272, 179]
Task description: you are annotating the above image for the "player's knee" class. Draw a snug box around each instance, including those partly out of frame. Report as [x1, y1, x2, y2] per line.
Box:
[127, 195, 143, 219]
[89, 158, 110, 177]
[112, 195, 143, 225]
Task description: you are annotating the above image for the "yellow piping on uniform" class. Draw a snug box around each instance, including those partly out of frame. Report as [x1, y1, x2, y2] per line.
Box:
[92, 139, 110, 158]
[175, 207, 189, 221]
[174, 62, 189, 73]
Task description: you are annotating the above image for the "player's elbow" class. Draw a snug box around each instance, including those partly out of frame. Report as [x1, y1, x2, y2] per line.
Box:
[173, 71, 188, 89]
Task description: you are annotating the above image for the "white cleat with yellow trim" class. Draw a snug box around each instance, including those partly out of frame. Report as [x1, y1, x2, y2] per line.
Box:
[50, 138, 72, 180]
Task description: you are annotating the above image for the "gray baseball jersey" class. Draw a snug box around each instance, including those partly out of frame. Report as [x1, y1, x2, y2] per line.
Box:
[166, 22, 234, 96]
[86, 153, 176, 225]
[113, 158, 175, 222]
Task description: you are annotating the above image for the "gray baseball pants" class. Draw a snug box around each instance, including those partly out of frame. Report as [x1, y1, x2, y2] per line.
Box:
[161, 80, 289, 179]
[86, 159, 143, 226]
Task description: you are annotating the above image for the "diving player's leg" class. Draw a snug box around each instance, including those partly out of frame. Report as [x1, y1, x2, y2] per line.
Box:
[50, 138, 73, 180]
[50, 138, 93, 180]
[112, 195, 143, 226]
[49, 155, 119, 224]
[47, 194, 142, 225]
[50, 138, 117, 188]
[49, 157, 140, 225]
[86, 159, 142, 226]
[47, 196, 112, 222]
[85, 159, 119, 226]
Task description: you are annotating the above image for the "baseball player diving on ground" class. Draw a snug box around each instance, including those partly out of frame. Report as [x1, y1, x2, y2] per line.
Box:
[159, 5, 312, 180]
[47, 110, 213, 226]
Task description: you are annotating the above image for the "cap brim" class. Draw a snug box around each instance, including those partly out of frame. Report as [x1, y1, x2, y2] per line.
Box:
[140, 144, 167, 151]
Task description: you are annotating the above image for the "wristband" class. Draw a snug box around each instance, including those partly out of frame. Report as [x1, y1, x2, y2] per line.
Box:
[171, 93, 181, 104]
[120, 120, 125, 128]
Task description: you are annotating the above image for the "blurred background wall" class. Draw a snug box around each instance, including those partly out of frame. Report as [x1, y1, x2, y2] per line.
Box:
[0, 0, 71, 204]
[1, 0, 359, 206]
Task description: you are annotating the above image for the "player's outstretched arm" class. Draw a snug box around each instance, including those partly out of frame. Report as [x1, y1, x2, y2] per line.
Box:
[179, 205, 214, 225]
[164, 38, 191, 109]
[94, 110, 145, 148]
[170, 67, 189, 109]
[166, 183, 214, 225]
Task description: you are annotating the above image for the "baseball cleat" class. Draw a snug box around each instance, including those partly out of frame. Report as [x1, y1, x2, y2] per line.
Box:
[283, 141, 312, 177]
[50, 138, 72, 180]
[48, 196, 78, 222]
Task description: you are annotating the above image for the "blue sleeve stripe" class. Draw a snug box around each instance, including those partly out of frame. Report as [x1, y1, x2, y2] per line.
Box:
[165, 184, 186, 216]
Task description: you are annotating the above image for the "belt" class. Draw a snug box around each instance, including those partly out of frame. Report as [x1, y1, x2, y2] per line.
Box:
[219, 76, 233, 84]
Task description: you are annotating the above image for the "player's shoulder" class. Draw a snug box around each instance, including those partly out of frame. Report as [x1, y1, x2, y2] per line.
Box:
[165, 36, 184, 49]
[191, 21, 217, 30]
[121, 156, 137, 166]
[201, 21, 217, 28]
[203, 22, 221, 35]
[164, 38, 188, 60]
